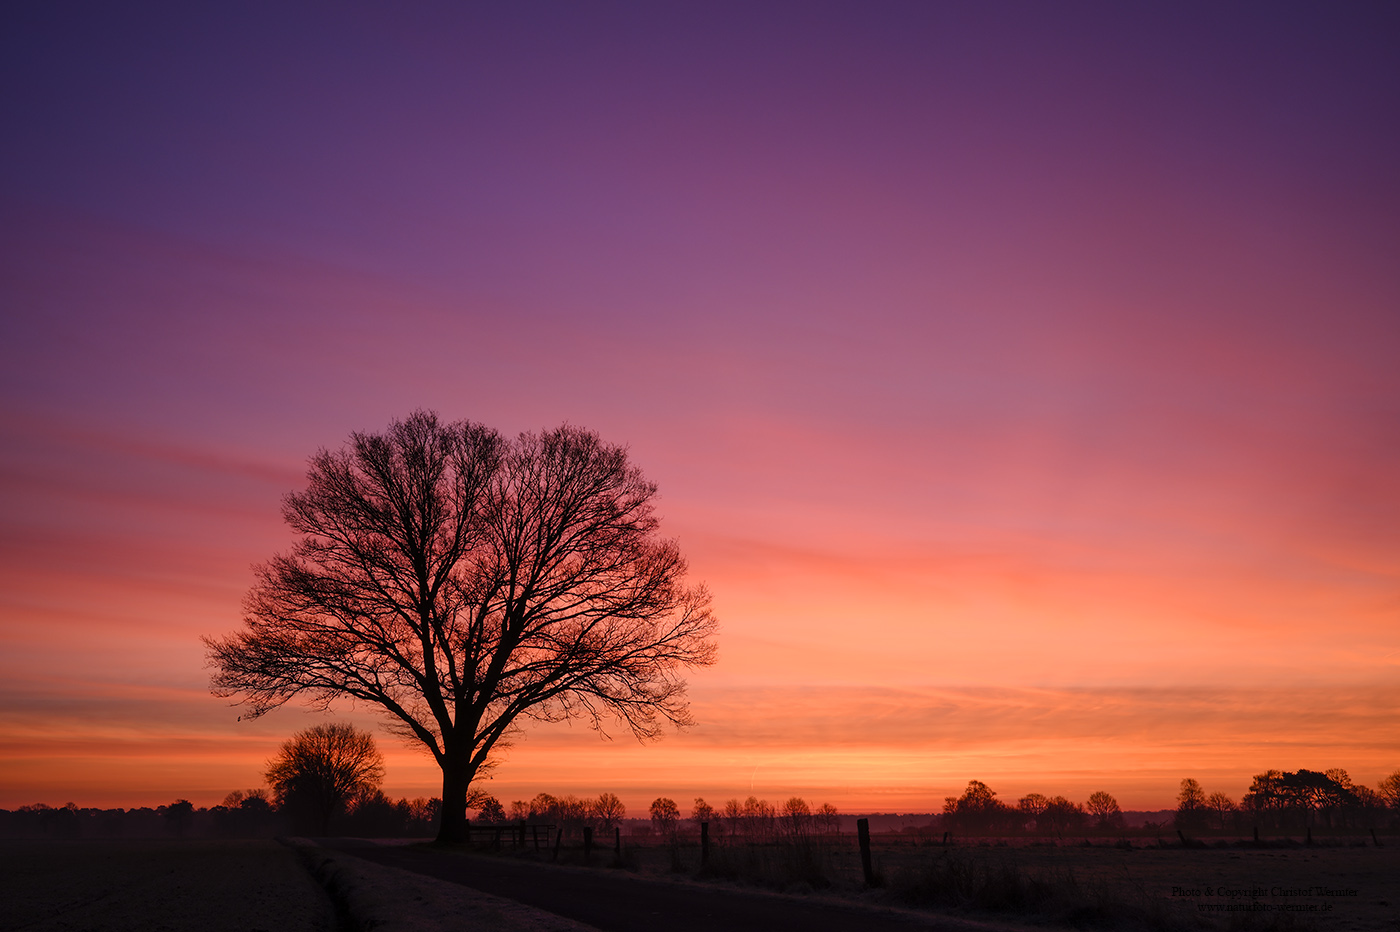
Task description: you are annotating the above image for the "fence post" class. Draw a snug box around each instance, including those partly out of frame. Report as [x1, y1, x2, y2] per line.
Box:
[857, 817, 875, 886]
[532, 825, 540, 850]
[615, 827, 621, 855]
[701, 821, 709, 866]
[584, 826, 593, 862]
[552, 824, 562, 861]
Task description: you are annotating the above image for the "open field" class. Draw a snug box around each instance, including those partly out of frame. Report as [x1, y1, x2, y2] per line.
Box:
[428, 833, 1400, 931]
[4, 834, 1395, 931]
[871, 840, 1400, 931]
[0, 837, 599, 932]
[0, 838, 336, 932]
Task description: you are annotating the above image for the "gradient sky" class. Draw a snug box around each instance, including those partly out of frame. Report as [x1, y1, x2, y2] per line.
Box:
[3, 2, 1398, 814]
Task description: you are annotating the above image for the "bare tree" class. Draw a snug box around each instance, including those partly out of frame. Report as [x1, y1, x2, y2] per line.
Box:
[944, 780, 1014, 835]
[206, 412, 718, 842]
[1085, 790, 1123, 830]
[1017, 792, 1050, 832]
[782, 796, 812, 838]
[265, 722, 385, 834]
[690, 797, 714, 830]
[721, 797, 743, 838]
[650, 797, 680, 840]
[472, 795, 505, 824]
[1177, 777, 1206, 809]
[1176, 777, 1209, 832]
[1206, 791, 1236, 831]
[1039, 796, 1087, 836]
[742, 796, 777, 840]
[1378, 769, 1400, 810]
[815, 802, 841, 835]
[592, 792, 626, 833]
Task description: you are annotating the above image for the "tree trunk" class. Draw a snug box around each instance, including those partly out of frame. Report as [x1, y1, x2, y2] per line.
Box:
[436, 761, 471, 844]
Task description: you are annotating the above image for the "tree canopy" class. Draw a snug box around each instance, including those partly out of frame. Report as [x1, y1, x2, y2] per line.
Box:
[265, 722, 384, 835]
[206, 411, 717, 841]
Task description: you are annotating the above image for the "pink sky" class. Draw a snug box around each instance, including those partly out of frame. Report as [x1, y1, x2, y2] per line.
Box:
[2, 4, 1398, 814]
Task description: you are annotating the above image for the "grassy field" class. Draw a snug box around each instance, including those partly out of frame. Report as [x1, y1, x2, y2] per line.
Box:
[487, 832, 1400, 931]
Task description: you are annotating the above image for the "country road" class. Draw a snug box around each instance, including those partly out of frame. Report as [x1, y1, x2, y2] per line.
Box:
[322, 840, 1024, 932]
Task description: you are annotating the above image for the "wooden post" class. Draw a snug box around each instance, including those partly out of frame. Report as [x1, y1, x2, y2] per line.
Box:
[518, 820, 526, 847]
[857, 817, 875, 887]
[1371, 828, 1382, 848]
[942, 830, 949, 847]
[532, 824, 540, 849]
[584, 826, 593, 862]
[615, 827, 621, 855]
[552, 823, 562, 861]
[1253, 826, 1259, 844]
[701, 821, 709, 866]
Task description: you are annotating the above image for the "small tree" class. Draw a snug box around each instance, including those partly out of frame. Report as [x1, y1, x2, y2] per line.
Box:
[944, 780, 1014, 835]
[782, 797, 812, 838]
[1176, 778, 1208, 832]
[742, 796, 777, 840]
[471, 794, 505, 824]
[1378, 770, 1400, 810]
[1086, 791, 1123, 830]
[530, 793, 557, 817]
[690, 797, 714, 830]
[266, 723, 384, 835]
[220, 789, 272, 835]
[721, 797, 743, 838]
[1018, 793, 1050, 832]
[592, 792, 626, 833]
[650, 797, 680, 839]
[556, 795, 590, 838]
[815, 802, 840, 834]
[1206, 791, 1236, 831]
[1040, 796, 1087, 836]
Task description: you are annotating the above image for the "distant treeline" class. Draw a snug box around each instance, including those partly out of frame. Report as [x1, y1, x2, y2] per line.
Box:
[0, 790, 441, 839]
[1175, 768, 1399, 834]
[467, 792, 845, 843]
[9, 766, 1396, 841]
[934, 767, 1400, 837]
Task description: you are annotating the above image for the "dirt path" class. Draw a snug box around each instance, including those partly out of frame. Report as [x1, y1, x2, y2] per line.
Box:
[322, 840, 1025, 932]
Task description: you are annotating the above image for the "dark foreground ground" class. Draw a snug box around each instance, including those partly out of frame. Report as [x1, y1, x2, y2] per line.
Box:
[1, 836, 1018, 932]
[324, 838, 1023, 932]
[0, 838, 336, 932]
[5, 836, 1395, 932]
[327, 836, 1400, 932]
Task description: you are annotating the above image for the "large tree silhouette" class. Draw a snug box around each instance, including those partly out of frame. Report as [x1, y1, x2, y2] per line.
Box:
[206, 411, 717, 842]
